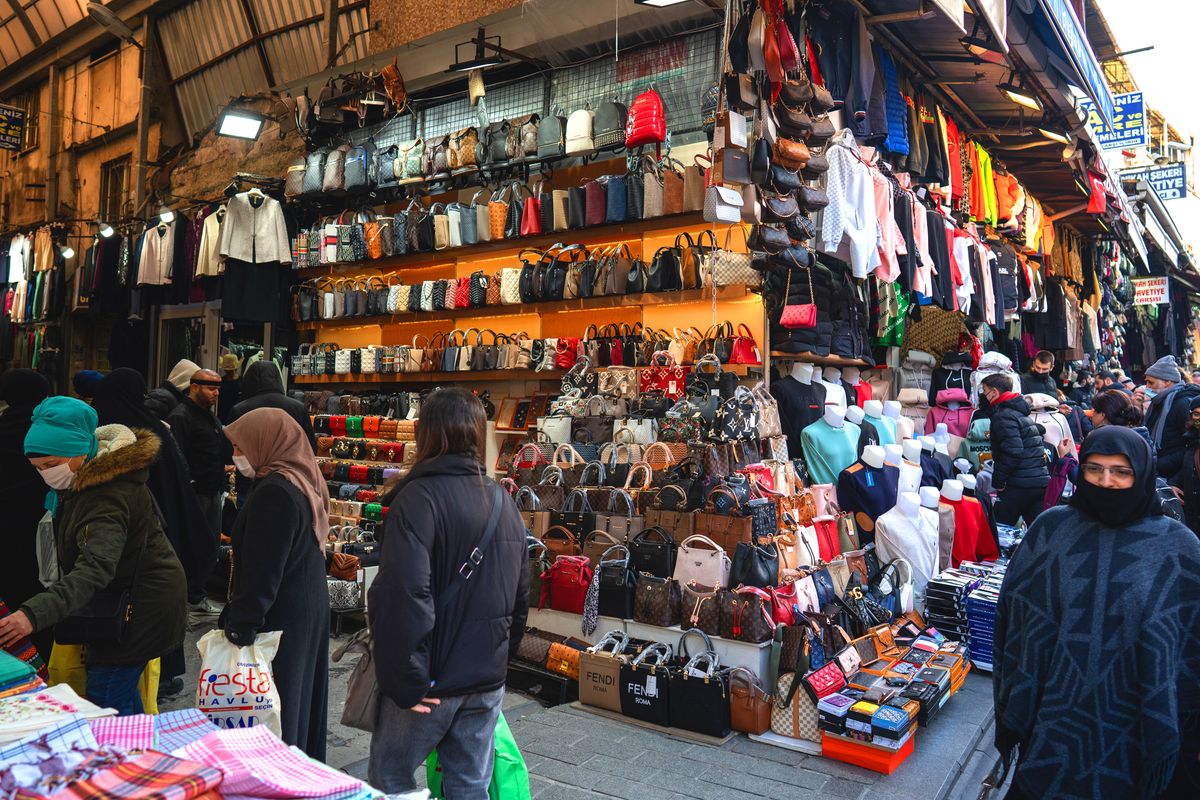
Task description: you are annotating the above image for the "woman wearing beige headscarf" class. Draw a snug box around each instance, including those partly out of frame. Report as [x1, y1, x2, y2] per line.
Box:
[223, 407, 329, 759]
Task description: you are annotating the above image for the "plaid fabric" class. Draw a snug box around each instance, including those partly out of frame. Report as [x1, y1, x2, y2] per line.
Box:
[1, 599, 48, 681]
[54, 750, 223, 800]
[177, 728, 362, 797]
[154, 710, 217, 754]
[90, 715, 155, 750]
[0, 713, 97, 769]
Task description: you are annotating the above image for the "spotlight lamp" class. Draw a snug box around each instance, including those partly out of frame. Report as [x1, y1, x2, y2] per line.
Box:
[98, 222, 115, 238]
[216, 107, 265, 140]
[61, 246, 75, 260]
[960, 18, 1007, 65]
[1039, 127, 1071, 144]
[999, 72, 1041, 111]
[158, 205, 175, 224]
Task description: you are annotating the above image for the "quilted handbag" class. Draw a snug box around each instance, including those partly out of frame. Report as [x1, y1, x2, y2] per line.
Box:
[801, 660, 847, 703]
[626, 87, 666, 150]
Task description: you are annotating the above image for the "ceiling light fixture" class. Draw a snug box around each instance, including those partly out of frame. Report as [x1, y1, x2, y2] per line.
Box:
[158, 205, 175, 224]
[60, 246, 75, 260]
[960, 18, 1006, 65]
[448, 28, 508, 73]
[216, 107, 265, 140]
[999, 72, 1041, 111]
[634, 0, 690, 6]
[1039, 127, 1071, 144]
[98, 222, 114, 238]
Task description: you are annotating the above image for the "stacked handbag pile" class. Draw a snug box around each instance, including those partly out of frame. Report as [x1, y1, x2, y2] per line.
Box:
[291, 228, 761, 326]
[312, 412, 418, 487]
[290, 323, 761, 379]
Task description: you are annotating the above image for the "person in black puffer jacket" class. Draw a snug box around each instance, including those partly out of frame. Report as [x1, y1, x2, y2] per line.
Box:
[228, 361, 317, 452]
[981, 373, 1049, 526]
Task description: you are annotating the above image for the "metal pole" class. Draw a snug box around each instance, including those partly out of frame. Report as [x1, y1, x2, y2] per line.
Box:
[134, 16, 156, 215]
[46, 62, 58, 219]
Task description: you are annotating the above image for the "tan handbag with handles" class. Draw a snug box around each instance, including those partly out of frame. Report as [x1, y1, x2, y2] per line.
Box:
[683, 157, 706, 211]
[473, 189, 493, 243]
[642, 157, 664, 218]
[662, 159, 685, 215]
[552, 189, 570, 232]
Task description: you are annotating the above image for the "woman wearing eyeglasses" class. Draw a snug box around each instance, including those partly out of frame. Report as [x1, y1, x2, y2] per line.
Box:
[994, 426, 1200, 800]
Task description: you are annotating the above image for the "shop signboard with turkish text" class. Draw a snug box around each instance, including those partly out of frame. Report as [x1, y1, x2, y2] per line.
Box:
[1035, 0, 1115, 127]
[1122, 163, 1187, 201]
[1132, 276, 1169, 305]
[1080, 92, 1147, 150]
[0, 104, 25, 151]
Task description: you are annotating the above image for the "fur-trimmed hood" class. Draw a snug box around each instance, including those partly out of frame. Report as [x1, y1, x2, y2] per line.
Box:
[72, 425, 161, 492]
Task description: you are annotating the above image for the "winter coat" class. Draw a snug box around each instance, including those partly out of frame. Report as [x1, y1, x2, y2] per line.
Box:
[145, 382, 185, 421]
[1025, 393, 1077, 454]
[224, 473, 328, 759]
[1146, 383, 1200, 479]
[0, 405, 49, 620]
[166, 398, 230, 495]
[229, 362, 317, 452]
[989, 396, 1050, 491]
[925, 388, 973, 438]
[369, 454, 529, 708]
[1021, 371, 1058, 399]
[1171, 431, 1200, 534]
[20, 427, 187, 666]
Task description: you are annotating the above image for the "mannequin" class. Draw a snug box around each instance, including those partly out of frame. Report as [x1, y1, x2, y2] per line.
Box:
[902, 440, 923, 463]
[772, 361, 827, 457]
[846, 404, 879, 456]
[883, 400, 902, 421]
[918, 436, 951, 488]
[884, 443, 904, 467]
[874, 491, 939, 610]
[919, 486, 941, 510]
[791, 362, 815, 384]
[958, 473, 1000, 556]
[836, 445, 899, 543]
[940, 478, 964, 502]
[941, 478, 999, 567]
[818, 366, 848, 415]
[958, 474, 977, 492]
[889, 398, 916, 442]
[898, 440, 924, 497]
[863, 399, 896, 446]
[932, 422, 951, 448]
[801, 406, 860, 485]
[845, 405, 865, 425]
[842, 366, 871, 408]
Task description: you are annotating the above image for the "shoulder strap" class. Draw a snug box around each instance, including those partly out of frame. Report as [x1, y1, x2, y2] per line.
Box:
[439, 483, 505, 608]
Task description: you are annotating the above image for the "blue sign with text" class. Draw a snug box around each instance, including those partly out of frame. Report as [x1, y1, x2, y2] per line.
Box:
[1081, 92, 1148, 151]
[1122, 163, 1188, 201]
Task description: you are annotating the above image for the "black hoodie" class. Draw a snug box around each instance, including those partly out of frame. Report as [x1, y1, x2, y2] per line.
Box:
[228, 362, 317, 452]
[990, 395, 1050, 491]
[370, 454, 529, 707]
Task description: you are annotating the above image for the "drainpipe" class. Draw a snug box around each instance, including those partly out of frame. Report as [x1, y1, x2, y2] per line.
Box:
[134, 15, 156, 216]
[46, 62, 58, 219]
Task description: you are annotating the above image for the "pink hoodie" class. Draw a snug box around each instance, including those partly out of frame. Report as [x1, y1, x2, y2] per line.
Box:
[924, 388, 974, 438]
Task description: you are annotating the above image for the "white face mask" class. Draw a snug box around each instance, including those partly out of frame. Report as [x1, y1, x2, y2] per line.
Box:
[39, 461, 77, 490]
[232, 454, 256, 478]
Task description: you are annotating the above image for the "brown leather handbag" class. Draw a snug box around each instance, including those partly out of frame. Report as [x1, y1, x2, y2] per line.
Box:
[514, 627, 566, 666]
[679, 581, 722, 637]
[541, 526, 581, 560]
[773, 137, 810, 170]
[633, 573, 681, 627]
[662, 162, 685, 215]
[329, 552, 361, 581]
[729, 666, 772, 735]
[448, 126, 480, 169]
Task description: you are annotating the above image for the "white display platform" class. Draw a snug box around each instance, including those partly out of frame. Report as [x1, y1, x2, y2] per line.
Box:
[527, 608, 771, 676]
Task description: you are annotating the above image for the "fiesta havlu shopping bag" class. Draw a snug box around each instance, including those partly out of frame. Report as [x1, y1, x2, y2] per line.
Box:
[426, 712, 531, 800]
[196, 628, 284, 736]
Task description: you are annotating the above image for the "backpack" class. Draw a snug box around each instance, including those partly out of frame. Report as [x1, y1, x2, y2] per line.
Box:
[592, 100, 628, 151]
[564, 108, 596, 157]
[303, 149, 328, 195]
[322, 145, 349, 193]
[537, 110, 567, 159]
[625, 87, 666, 152]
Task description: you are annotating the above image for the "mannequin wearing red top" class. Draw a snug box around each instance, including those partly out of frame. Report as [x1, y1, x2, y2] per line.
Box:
[940, 478, 999, 566]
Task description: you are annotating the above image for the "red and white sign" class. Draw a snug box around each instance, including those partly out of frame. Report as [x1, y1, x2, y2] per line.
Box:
[1132, 276, 1169, 305]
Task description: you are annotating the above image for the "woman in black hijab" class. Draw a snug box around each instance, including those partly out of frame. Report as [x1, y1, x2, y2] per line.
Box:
[0, 369, 52, 658]
[994, 426, 1200, 800]
[94, 369, 214, 693]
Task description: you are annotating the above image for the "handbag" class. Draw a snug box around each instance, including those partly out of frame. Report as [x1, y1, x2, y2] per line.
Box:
[539, 555, 593, 614]
[330, 628, 381, 732]
[579, 630, 630, 711]
[723, 586, 776, 643]
[679, 581, 722, 636]
[729, 541, 780, 589]
[633, 572, 681, 627]
[629, 526, 677, 579]
[546, 640, 588, 681]
[515, 627, 567, 666]
[673, 535, 732, 588]
[729, 667, 772, 735]
[596, 545, 637, 619]
[771, 672, 821, 743]
[668, 644, 730, 738]
[619, 643, 673, 727]
[781, 264, 817, 329]
[625, 87, 666, 150]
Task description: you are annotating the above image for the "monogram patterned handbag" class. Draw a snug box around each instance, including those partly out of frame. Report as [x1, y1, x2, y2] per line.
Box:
[632, 573, 680, 627]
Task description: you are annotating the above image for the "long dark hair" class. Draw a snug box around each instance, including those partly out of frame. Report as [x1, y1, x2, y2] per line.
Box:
[414, 387, 488, 464]
[1092, 389, 1143, 427]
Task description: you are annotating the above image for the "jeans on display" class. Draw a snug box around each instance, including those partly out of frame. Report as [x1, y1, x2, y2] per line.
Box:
[993, 486, 1046, 527]
[87, 663, 146, 716]
[368, 687, 504, 798]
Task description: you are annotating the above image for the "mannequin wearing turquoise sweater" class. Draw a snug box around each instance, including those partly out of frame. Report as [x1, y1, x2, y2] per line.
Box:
[801, 409, 861, 485]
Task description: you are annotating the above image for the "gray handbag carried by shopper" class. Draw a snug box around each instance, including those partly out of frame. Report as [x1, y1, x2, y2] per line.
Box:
[331, 627, 380, 732]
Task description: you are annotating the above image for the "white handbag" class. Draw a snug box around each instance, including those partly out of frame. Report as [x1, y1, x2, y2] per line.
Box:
[703, 185, 744, 224]
[500, 268, 522, 305]
[334, 349, 352, 374]
[447, 205, 463, 248]
[673, 535, 732, 588]
[614, 418, 658, 446]
[420, 281, 435, 311]
[359, 347, 378, 374]
[536, 415, 573, 444]
[564, 108, 596, 156]
[386, 284, 403, 314]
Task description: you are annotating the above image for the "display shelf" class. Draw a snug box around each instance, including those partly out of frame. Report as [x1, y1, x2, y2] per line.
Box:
[768, 351, 876, 369]
[295, 212, 710, 279]
[295, 286, 754, 330]
[294, 363, 756, 385]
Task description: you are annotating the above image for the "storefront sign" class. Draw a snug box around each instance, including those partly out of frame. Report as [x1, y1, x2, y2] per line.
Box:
[0, 103, 25, 151]
[1035, 0, 1115, 127]
[930, 0, 966, 34]
[1122, 163, 1188, 201]
[1132, 276, 1170, 305]
[615, 40, 688, 85]
[1080, 92, 1148, 150]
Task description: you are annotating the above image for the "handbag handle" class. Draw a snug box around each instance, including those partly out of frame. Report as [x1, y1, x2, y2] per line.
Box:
[683, 651, 721, 679]
[676, 627, 716, 661]
[608, 489, 635, 517]
[584, 529, 621, 549]
[579, 461, 606, 486]
[542, 526, 576, 544]
[539, 465, 564, 486]
[562, 488, 593, 512]
[623, 461, 653, 490]
[526, 536, 548, 558]
[642, 442, 676, 466]
[590, 629, 629, 654]
[599, 544, 631, 566]
[634, 525, 673, 548]
[515, 486, 541, 511]
[553, 443, 584, 466]
[728, 666, 766, 694]
[631, 642, 672, 668]
[679, 534, 726, 554]
[512, 443, 548, 467]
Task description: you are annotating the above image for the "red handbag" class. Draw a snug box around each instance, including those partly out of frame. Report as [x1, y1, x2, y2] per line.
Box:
[638, 350, 691, 401]
[585, 181, 606, 227]
[770, 0, 800, 73]
[540, 556, 593, 615]
[801, 660, 846, 703]
[626, 87, 666, 152]
[330, 416, 348, 436]
[555, 338, 580, 370]
[521, 191, 542, 237]
[780, 266, 817, 329]
[767, 583, 797, 625]
[813, 516, 840, 562]
[730, 323, 761, 365]
[608, 336, 624, 366]
[454, 278, 471, 308]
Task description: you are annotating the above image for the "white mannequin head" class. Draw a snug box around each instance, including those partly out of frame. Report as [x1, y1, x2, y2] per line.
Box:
[822, 366, 842, 383]
[958, 473, 977, 491]
[791, 362, 814, 384]
[941, 478, 964, 502]
[884, 400, 901, 420]
[842, 367, 861, 384]
[934, 422, 950, 441]
[918, 435, 936, 453]
[823, 406, 846, 428]
[863, 400, 883, 418]
[919, 486, 941, 509]
[884, 443, 904, 467]
[845, 405, 865, 425]
[897, 491, 922, 519]
[902, 439, 923, 463]
[862, 445, 885, 469]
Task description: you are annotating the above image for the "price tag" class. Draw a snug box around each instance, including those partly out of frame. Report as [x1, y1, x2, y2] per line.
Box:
[645, 675, 657, 697]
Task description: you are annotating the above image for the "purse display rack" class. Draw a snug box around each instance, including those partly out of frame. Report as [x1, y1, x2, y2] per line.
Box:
[291, 232, 761, 327]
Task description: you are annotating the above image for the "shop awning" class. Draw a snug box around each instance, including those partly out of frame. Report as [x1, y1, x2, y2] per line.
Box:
[1024, 0, 1116, 126]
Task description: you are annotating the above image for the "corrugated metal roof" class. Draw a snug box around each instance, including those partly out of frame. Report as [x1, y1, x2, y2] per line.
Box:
[158, 0, 370, 140]
[0, 0, 87, 69]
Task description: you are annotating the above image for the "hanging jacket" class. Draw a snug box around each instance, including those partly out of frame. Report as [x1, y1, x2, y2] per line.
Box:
[875, 45, 908, 156]
[1025, 392, 1077, 454]
[925, 388, 974, 439]
[897, 387, 931, 434]
[899, 349, 936, 393]
[928, 352, 974, 406]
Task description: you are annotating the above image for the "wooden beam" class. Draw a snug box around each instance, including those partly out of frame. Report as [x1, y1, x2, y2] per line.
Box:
[236, 0, 275, 87]
[324, 0, 339, 70]
[5, 0, 43, 48]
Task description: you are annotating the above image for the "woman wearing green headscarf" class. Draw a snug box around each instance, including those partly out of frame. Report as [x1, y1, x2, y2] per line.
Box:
[0, 396, 187, 715]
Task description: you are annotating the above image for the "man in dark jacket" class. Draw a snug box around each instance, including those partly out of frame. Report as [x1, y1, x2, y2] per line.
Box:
[1022, 351, 1057, 398]
[166, 369, 230, 608]
[228, 361, 316, 452]
[982, 374, 1049, 526]
[146, 358, 200, 421]
[1144, 355, 1200, 479]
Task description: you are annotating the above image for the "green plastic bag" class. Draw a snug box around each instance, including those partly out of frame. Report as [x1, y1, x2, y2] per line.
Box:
[425, 712, 531, 800]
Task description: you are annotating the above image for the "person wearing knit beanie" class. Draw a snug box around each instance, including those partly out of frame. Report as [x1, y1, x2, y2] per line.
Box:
[72, 369, 104, 402]
[1145, 355, 1200, 478]
[1145, 355, 1182, 386]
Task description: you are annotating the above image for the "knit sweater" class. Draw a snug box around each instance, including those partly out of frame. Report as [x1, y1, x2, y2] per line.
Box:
[836, 461, 900, 540]
[801, 419, 862, 486]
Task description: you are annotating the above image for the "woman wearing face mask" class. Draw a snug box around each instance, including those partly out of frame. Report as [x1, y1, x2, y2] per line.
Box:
[994, 426, 1200, 800]
[0, 397, 186, 715]
[222, 407, 329, 759]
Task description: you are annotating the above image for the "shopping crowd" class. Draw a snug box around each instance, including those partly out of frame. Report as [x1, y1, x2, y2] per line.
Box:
[0, 352, 1197, 798]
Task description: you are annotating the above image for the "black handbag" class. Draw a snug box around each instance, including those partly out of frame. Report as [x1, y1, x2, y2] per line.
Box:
[751, 136, 771, 186]
[597, 545, 636, 619]
[626, 167, 645, 220]
[486, 120, 510, 164]
[568, 185, 587, 229]
[629, 526, 678, 579]
[549, 488, 596, 538]
[519, 249, 543, 303]
[668, 632, 731, 737]
[729, 541, 779, 589]
[619, 644, 673, 726]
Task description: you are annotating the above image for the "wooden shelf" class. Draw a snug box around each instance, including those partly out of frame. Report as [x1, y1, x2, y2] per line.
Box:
[296, 286, 755, 330]
[295, 212, 710, 279]
[294, 363, 757, 386]
[768, 351, 876, 369]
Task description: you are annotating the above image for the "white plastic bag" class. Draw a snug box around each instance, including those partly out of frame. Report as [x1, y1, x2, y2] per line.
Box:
[196, 628, 283, 736]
